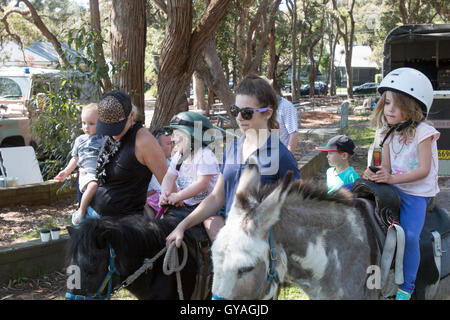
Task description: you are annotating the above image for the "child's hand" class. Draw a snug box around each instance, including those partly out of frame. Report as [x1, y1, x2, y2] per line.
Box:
[159, 191, 170, 206]
[167, 192, 182, 206]
[363, 166, 379, 180]
[371, 167, 393, 184]
[54, 170, 67, 181]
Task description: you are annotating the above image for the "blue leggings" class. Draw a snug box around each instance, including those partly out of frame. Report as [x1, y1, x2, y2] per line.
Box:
[396, 188, 430, 294]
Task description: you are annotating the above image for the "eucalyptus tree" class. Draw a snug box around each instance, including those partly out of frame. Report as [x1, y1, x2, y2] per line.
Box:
[332, 0, 356, 98]
[149, 0, 232, 130]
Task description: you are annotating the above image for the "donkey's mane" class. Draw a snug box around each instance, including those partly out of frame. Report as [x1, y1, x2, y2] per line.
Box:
[244, 178, 353, 206]
[66, 214, 187, 265]
[287, 179, 354, 205]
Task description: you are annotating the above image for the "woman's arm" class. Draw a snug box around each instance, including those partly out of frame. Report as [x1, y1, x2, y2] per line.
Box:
[135, 128, 168, 185]
[166, 173, 226, 247]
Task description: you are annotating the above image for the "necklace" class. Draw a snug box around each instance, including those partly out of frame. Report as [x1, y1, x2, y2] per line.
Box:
[391, 136, 405, 160]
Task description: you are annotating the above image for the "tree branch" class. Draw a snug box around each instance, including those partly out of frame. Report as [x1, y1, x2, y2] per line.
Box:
[89, 0, 112, 92]
[1, 7, 29, 44]
[152, 0, 167, 14]
[20, 0, 70, 67]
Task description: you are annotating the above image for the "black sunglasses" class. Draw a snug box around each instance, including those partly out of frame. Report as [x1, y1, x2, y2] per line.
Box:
[152, 126, 173, 139]
[230, 104, 271, 120]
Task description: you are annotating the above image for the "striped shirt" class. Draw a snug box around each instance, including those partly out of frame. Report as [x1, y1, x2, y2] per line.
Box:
[276, 96, 298, 148]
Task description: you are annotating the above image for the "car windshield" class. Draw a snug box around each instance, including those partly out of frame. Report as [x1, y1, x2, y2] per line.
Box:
[0, 76, 30, 100]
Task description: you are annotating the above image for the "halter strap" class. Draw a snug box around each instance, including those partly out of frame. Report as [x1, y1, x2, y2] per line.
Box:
[212, 228, 279, 300]
[65, 243, 120, 300]
[258, 228, 280, 299]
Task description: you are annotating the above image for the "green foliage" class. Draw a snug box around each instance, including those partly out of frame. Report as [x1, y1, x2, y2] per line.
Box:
[343, 122, 375, 148]
[31, 87, 82, 181]
[31, 22, 114, 181]
[63, 25, 116, 94]
[375, 73, 382, 83]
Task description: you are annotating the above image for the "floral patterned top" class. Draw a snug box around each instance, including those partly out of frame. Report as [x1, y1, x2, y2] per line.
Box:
[168, 147, 219, 206]
[387, 122, 440, 197]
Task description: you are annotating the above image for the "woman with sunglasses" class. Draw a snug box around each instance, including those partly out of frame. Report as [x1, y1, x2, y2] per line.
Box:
[166, 74, 301, 247]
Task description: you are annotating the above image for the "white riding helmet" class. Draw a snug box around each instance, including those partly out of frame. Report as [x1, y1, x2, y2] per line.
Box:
[378, 67, 433, 118]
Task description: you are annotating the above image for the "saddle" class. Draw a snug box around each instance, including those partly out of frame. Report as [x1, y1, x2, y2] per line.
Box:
[352, 178, 450, 299]
[164, 209, 212, 300]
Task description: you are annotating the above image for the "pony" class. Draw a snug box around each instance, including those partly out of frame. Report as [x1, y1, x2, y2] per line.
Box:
[211, 163, 450, 300]
[65, 213, 208, 300]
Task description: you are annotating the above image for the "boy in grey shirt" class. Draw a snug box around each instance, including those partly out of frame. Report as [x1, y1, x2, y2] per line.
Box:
[55, 103, 103, 225]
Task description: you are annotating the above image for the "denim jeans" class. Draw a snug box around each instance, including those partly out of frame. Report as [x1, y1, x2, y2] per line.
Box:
[395, 188, 431, 294]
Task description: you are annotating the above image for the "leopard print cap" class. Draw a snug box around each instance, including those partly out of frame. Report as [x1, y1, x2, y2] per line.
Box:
[98, 91, 132, 124]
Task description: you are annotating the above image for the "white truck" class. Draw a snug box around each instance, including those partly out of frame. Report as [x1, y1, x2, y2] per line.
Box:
[0, 66, 60, 148]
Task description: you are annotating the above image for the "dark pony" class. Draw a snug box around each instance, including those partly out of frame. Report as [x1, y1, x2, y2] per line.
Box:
[65, 214, 201, 300]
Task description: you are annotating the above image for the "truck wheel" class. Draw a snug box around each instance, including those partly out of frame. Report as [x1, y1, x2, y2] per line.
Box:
[0, 136, 26, 148]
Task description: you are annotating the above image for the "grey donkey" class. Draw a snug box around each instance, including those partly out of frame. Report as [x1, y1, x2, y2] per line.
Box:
[211, 163, 450, 299]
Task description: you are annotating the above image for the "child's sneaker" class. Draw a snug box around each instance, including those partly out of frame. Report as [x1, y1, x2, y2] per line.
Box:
[71, 210, 83, 227]
[395, 289, 411, 300]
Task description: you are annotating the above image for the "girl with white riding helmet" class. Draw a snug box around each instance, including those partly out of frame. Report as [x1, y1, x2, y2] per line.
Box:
[363, 67, 440, 300]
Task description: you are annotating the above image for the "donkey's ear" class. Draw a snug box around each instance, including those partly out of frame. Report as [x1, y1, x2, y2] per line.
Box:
[279, 170, 293, 197]
[256, 172, 293, 232]
[96, 230, 112, 249]
[236, 156, 260, 195]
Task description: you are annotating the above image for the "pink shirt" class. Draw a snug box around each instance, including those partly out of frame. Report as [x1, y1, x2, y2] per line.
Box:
[388, 122, 440, 197]
[168, 147, 219, 206]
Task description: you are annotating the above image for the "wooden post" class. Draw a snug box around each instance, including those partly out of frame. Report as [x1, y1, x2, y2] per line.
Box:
[340, 101, 349, 131]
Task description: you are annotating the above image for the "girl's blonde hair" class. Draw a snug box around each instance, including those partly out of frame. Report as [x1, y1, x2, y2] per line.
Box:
[371, 90, 424, 143]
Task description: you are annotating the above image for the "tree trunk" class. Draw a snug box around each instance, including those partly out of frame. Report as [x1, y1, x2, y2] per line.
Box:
[308, 46, 316, 97]
[267, 22, 279, 94]
[193, 72, 206, 111]
[344, 46, 353, 98]
[329, 36, 338, 96]
[195, 38, 238, 128]
[241, 0, 267, 76]
[243, 0, 282, 75]
[297, 22, 305, 101]
[328, 15, 338, 97]
[110, 0, 147, 122]
[332, 0, 355, 99]
[150, 0, 232, 130]
[90, 0, 112, 93]
[287, 0, 298, 101]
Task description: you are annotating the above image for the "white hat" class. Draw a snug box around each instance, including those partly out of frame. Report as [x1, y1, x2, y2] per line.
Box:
[378, 67, 433, 117]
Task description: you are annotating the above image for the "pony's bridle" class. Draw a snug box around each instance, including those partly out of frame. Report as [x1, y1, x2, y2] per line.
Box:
[65, 244, 121, 300]
[212, 228, 280, 300]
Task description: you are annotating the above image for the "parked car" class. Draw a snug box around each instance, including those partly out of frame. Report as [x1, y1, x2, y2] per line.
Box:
[300, 81, 327, 96]
[353, 82, 379, 95]
[282, 83, 291, 93]
[0, 66, 99, 148]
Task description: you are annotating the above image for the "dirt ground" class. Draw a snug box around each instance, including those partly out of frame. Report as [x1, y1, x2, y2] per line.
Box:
[1, 109, 448, 300]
